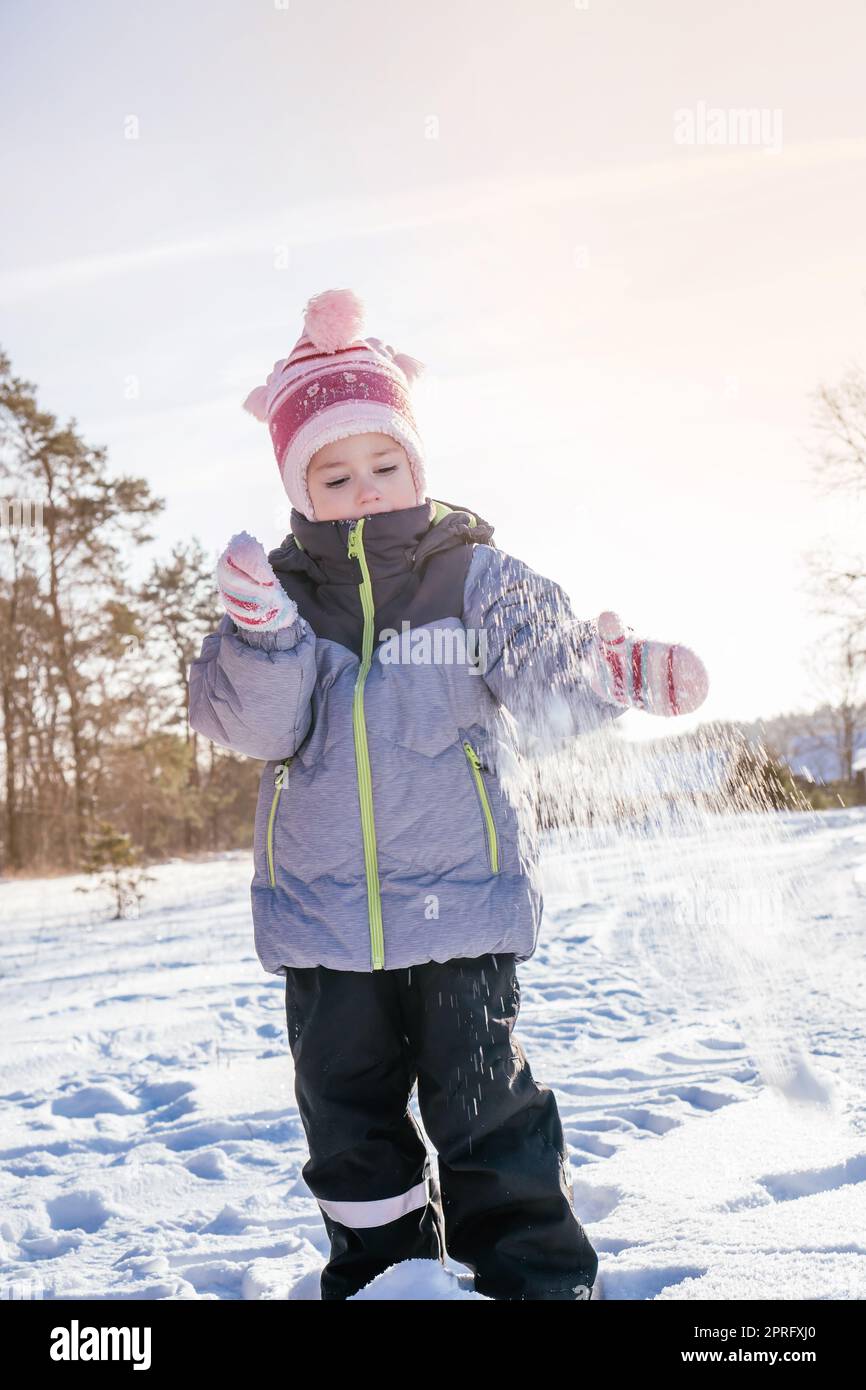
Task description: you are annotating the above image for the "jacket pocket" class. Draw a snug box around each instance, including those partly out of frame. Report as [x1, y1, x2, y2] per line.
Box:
[267, 756, 293, 888]
[460, 735, 502, 874]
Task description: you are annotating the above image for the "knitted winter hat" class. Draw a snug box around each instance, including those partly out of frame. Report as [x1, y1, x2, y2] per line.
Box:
[242, 288, 427, 521]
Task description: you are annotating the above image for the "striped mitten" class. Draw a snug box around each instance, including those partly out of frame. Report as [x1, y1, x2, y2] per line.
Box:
[215, 531, 299, 632]
[582, 611, 709, 717]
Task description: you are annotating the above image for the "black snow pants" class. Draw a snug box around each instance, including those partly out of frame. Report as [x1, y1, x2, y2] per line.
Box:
[282, 951, 598, 1301]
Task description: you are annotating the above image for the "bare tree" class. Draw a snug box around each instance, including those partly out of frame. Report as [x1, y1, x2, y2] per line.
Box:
[799, 364, 866, 781]
[810, 362, 866, 500]
[800, 637, 866, 783]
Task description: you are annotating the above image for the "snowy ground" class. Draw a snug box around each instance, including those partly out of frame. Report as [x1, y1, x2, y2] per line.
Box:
[1, 805, 864, 1301]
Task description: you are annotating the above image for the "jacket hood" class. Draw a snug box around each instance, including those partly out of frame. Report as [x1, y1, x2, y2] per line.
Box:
[264, 497, 496, 660]
[267, 496, 495, 587]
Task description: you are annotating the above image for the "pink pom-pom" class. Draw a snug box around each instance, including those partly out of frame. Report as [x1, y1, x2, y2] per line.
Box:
[365, 336, 425, 385]
[266, 357, 288, 387]
[392, 351, 425, 385]
[242, 384, 270, 421]
[303, 288, 366, 353]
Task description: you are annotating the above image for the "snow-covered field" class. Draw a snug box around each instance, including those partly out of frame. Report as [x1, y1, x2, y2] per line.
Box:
[1, 805, 864, 1301]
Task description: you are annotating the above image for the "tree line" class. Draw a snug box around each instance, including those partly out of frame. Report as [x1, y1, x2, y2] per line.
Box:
[0, 348, 258, 876]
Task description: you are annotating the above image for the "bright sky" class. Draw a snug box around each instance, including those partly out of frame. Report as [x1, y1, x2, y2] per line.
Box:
[3, 0, 866, 740]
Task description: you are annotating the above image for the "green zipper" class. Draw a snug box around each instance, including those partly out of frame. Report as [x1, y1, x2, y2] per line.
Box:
[346, 518, 386, 970]
[267, 756, 292, 888]
[462, 739, 501, 874]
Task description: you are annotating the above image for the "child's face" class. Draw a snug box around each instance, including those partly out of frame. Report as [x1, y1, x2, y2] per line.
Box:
[307, 432, 418, 520]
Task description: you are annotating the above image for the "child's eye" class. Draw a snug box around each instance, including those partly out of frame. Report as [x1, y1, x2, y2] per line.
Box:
[325, 464, 398, 489]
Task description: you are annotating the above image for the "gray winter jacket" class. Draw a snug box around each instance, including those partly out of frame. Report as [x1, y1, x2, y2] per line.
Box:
[187, 497, 626, 975]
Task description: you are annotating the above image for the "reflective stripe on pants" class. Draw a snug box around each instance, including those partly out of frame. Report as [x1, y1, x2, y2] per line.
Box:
[317, 1176, 430, 1229]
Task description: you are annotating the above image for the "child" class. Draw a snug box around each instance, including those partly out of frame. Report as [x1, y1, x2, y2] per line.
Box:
[188, 288, 708, 1301]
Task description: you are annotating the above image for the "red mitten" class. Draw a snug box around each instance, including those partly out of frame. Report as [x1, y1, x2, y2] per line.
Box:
[215, 531, 298, 632]
[583, 611, 709, 716]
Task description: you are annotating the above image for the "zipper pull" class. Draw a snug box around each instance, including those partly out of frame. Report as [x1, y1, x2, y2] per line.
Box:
[463, 739, 481, 770]
[347, 519, 362, 558]
[274, 757, 291, 789]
